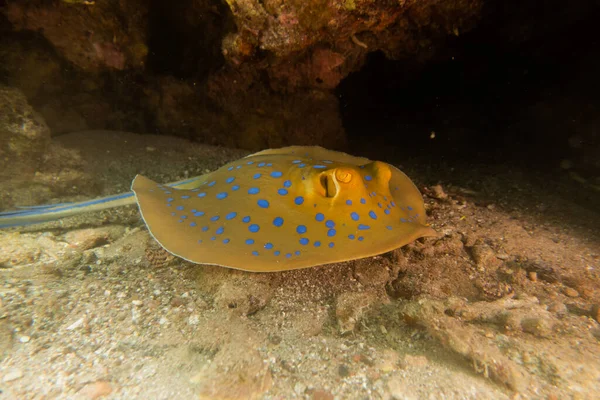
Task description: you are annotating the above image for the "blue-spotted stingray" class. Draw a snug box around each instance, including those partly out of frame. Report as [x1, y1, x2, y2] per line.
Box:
[0, 146, 436, 272]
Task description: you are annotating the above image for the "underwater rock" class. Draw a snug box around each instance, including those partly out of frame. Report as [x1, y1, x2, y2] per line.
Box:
[5, 1, 148, 71]
[335, 290, 379, 334]
[0, 86, 51, 180]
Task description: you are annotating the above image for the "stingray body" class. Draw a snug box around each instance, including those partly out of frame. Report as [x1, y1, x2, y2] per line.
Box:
[1, 146, 436, 272]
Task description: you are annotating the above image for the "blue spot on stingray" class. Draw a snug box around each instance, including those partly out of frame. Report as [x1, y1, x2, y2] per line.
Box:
[208, 181, 216, 187]
[164, 191, 172, 194]
[329, 242, 335, 248]
[264, 243, 274, 250]
[296, 225, 307, 234]
[236, 166, 241, 169]
[271, 171, 283, 178]
[315, 213, 325, 222]
[292, 160, 302, 164]
[351, 212, 359, 221]
[391, 201, 396, 207]
[383, 196, 388, 201]
[346, 199, 352, 206]
[359, 165, 365, 169]
[313, 165, 326, 169]
[232, 185, 240, 191]
[226, 212, 237, 220]
[180, 215, 187, 219]
[245, 239, 255, 245]
[248, 187, 260, 195]
[202, 226, 209, 232]
[171, 212, 176, 216]
[167, 197, 174, 202]
[298, 163, 306, 168]
[322, 160, 333, 164]
[181, 195, 190, 199]
[249, 224, 260, 233]
[273, 217, 284, 227]
[274, 250, 281, 256]
[253, 173, 261, 179]
[190, 222, 197, 227]
[216, 192, 228, 200]
[227, 166, 234, 171]
[210, 216, 220, 222]
[295, 196, 304, 205]
[358, 236, 364, 241]
[267, 163, 272, 166]
[252, 251, 259, 256]
[284, 180, 292, 188]
[295, 251, 300, 256]
[216, 227, 224, 234]
[365, 175, 373, 181]
[325, 220, 335, 228]
[257, 199, 269, 208]
[348, 234, 355, 240]
[258, 162, 266, 167]
[286, 253, 292, 258]
[242, 216, 251, 223]
[387, 226, 393, 230]
[369, 211, 377, 220]
[197, 192, 206, 198]
[166, 204, 172, 207]
[299, 238, 309, 245]
[211, 236, 216, 241]
[384, 209, 391, 215]
[226, 177, 235, 183]
[223, 238, 230, 244]
[278, 188, 288, 196]
[327, 229, 336, 237]
[378, 202, 383, 208]
[360, 198, 366, 204]
[400, 218, 407, 223]
[314, 241, 321, 247]
[247, 161, 255, 165]
[358, 224, 370, 230]
[407, 206, 414, 211]
[177, 206, 184, 211]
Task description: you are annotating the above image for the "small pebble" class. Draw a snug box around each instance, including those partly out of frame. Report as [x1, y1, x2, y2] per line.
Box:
[591, 304, 600, 323]
[547, 302, 568, 316]
[19, 336, 30, 343]
[312, 389, 334, 400]
[66, 317, 85, 331]
[294, 381, 306, 395]
[563, 287, 579, 298]
[430, 185, 448, 200]
[132, 300, 143, 306]
[78, 380, 113, 399]
[3, 369, 23, 382]
[338, 364, 350, 377]
[188, 314, 200, 326]
[528, 271, 538, 282]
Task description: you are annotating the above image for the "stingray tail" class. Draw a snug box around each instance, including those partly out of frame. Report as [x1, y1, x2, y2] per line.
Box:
[0, 192, 137, 228]
[0, 175, 208, 229]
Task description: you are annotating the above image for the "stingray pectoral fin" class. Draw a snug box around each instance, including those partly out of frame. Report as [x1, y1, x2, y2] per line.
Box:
[132, 175, 211, 265]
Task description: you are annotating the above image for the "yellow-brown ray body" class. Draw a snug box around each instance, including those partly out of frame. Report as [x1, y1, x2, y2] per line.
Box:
[132, 146, 436, 272]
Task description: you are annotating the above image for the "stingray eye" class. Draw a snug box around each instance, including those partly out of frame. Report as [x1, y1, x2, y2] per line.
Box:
[335, 169, 352, 183]
[320, 173, 338, 197]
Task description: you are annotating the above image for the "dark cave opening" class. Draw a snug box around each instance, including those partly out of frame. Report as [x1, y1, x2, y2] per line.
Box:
[146, 0, 228, 79]
[338, 0, 600, 175]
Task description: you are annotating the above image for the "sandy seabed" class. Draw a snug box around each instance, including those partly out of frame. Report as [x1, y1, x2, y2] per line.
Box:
[0, 131, 599, 399]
